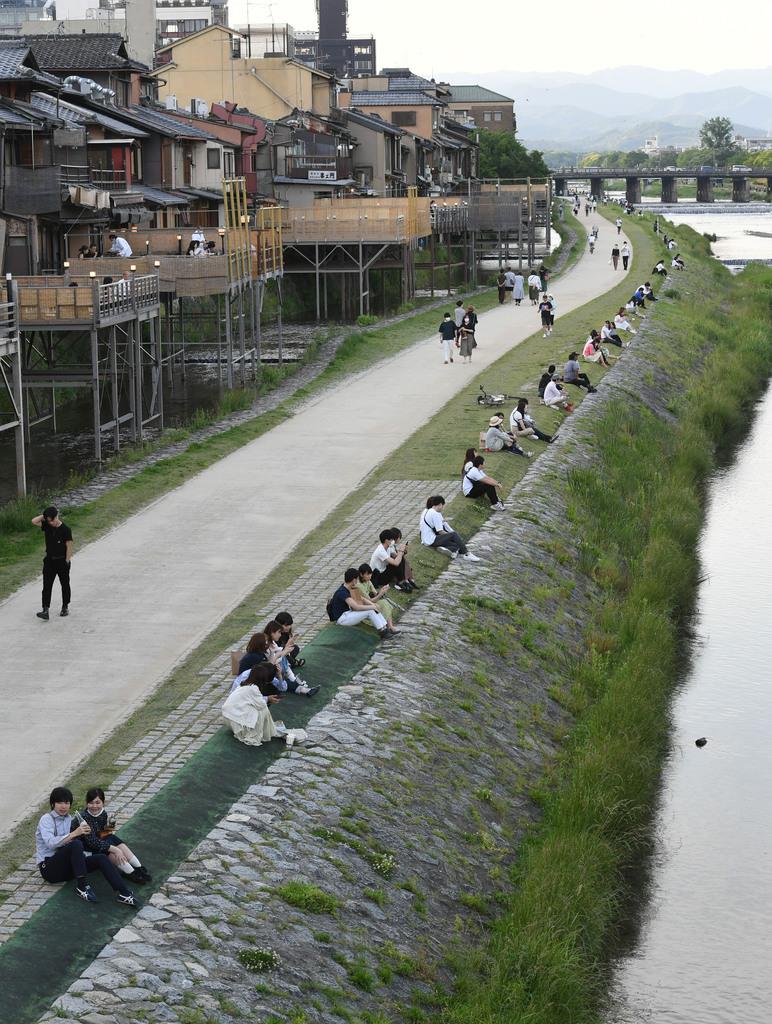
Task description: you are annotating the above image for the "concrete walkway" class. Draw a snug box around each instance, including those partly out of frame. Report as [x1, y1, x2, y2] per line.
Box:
[0, 218, 633, 842]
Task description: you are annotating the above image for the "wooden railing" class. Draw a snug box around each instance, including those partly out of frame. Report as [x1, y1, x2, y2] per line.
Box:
[97, 275, 160, 321]
[282, 197, 432, 244]
[16, 274, 159, 325]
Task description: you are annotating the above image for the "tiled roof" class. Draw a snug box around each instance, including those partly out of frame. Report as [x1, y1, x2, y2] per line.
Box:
[0, 100, 48, 126]
[344, 108, 403, 136]
[446, 85, 514, 104]
[387, 74, 434, 91]
[30, 92, 149, 136]
[349, 90, 439, 107]
[125, 105, 217, 140]
[24, 34, 146, 71]
[0, 42, 33, 78]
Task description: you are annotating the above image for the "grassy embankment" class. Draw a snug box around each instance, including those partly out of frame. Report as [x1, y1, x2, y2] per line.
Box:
[0, 213, 598, 877]
[434, 244, 772, 1022]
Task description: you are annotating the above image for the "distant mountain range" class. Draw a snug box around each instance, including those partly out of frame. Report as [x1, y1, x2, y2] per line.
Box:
[438, 65, 772, 154]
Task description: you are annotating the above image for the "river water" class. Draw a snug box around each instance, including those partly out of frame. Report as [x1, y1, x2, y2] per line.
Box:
[607, 391, 772, 1022]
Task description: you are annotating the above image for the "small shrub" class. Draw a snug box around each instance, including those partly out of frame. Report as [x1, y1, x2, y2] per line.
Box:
[363, 887, 388, 907]
[663, 287, 680, 299]
[275, 880, 340, 915]
[237, 946, 282, 972]
[356, 313, 380, 326]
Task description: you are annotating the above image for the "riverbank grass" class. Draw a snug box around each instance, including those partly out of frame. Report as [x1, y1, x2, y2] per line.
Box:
[435, 252, 772, 1024]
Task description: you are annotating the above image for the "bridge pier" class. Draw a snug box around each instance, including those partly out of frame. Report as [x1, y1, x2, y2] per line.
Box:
[661, 176, 678, 203]
[696, 175, 714, 203]
[732, 176, 750, 203]
[553, 176, 567, 196]
[625, 176, 641, 205]
[590, 177, 604, 200]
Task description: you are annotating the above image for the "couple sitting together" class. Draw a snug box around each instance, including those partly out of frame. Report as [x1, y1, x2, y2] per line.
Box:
[35, 786, 149, 905]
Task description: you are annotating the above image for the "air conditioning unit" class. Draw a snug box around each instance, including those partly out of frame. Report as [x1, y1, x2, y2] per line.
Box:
[191, 97, 209, 117]
[164, 95, 178, 111]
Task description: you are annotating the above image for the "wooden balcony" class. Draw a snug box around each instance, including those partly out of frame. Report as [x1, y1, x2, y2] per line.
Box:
[281, 197, 432, 244]
[16, 275, 160, 328]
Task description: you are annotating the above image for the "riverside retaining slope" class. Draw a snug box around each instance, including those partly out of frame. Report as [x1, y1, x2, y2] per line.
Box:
[32, 276, 710, 1024]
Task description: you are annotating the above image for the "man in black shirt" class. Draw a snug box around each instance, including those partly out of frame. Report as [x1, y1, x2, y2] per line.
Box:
[31, 506, 73, 620]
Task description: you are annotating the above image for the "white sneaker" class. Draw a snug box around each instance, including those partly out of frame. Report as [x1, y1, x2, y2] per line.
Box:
[274, 721, 287, 736]
[492, 501, 506, 511]
[463, 552, 481, 562]
[294, 682, 311, 695]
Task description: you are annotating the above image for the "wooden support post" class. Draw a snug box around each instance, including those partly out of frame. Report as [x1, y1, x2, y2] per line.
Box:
[255, 280, 262, 370]
[358, 243, 365, 318]
[179, 298, 186, 381]
[249, 281, 257, 382]
[430, 231, 435, 298]
[11, 335, 26, 496]
[277, 278, 284, 367]
[225, 291, 233, 388]
[237, 284, 246, 385]
[323, 274, 328, 320]
[216, 293, 222, 383]
[109, 325, 119, 452]
[165, 297, 174, 386]
[315, 242, 321, 322]
[90, 328, 101, 462]
[134, 318, 143, 440]
[151, 312, 163, 430]
[447, 235, 452, 296]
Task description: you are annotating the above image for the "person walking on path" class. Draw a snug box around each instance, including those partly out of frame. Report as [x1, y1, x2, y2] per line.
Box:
[512, 271, 525, 305]
[621, 241, 631, 270]
[496, 270, 506, 304]
[453, 299, 465, 341]
[32, 506, 72, 620]
[538, 294, 554, 337]
[503, 267, 516, 301]
[611, 243, 620, 270]
[615, 217, 622, 235]
[527, 270, 541, 305]
[459, 306, 477, 363]
[438, 313, 456, 364]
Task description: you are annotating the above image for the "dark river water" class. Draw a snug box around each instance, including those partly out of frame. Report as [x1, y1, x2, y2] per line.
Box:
[607, 392, 772, 1023]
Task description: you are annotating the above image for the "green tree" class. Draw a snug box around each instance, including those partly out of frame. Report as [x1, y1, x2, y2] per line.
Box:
[698, 117, 739, 166]
[624, 150, 649, 168]
[477, 129, 549, 179]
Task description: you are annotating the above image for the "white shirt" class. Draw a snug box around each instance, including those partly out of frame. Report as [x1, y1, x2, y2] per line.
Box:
[544, 381, 564, 405]
[420, 508, 450, 545]
[614, 314, 632, 331]
[600, 324, 613, 341]
[527, 273, 541, 288]
[510, 408, 528, 431]
[454, 307, 465, 327]
[370, 543, 391, 573]
[621, 243, 630, 254]
[191, 228, 205, 243]
[462, 465, 485, 496]
[615, 218, 622, 227]
[504, 271, 516, 287]
[110, 236, 132, 257]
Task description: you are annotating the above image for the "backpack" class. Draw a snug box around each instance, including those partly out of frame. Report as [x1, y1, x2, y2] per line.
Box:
[326, 596, 335, 621]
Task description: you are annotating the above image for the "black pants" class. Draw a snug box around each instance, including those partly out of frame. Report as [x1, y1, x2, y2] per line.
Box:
[371, 562, 406, 588]
[39, 840, 128, 893]
[622, 255, 629, 269]
[466, 482, 499, 505]
[430, 531, 468, 556]
[42, 558, 71, 609]
[566, 375, 593, 391]
[605, 333, 623, 348]
[525, 425, 553, 442]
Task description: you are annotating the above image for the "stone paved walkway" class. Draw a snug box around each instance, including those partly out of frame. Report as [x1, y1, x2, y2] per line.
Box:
[0, 477, 457, 946]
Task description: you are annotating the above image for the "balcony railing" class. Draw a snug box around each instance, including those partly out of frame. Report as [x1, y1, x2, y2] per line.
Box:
[97, 275, 159, 322]
[60, 165, 128, 190]
[283, 155, 354, 181]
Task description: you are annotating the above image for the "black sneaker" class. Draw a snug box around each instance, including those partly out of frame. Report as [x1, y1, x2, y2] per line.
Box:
[407, 580, 419, 591]
[116, 891, 140, 907]
[304, 685, 320, 698]
[135, 866, 152, 883]
[75, 884, 98, 903]
[60, 606, 69, 617]
[36, 609, 49, 621]
[380, 628, 399, 640]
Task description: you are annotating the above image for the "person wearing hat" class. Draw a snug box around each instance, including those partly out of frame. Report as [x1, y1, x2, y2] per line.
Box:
[31, 506, 73, 620]
[484, 415, 531, 457]
[438, 313, 457, 364]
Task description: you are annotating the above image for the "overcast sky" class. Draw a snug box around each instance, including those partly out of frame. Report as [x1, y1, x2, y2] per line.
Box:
[229, 0, 772, 77]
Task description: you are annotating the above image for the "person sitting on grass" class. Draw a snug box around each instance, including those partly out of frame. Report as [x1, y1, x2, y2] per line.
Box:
[389, 528, 419, 590]
[652, 260, 667, 276]
[538, 364, 557, 398]
[642, 281, 657, 302]
[563, 352, 596, 392]
[264, 620, 318, 697]
[630, 285, 647, 311]
[356, 564, 399, 631]
[543, 374, 573, 411]
[370, 529, 410, 592]
[583, 331, 613, 368]
[35, 786, 139, 906]
[600, 320, 625, 348]
[222, 664, 281, 747]
[463, 455, 505, 510]
[327, 568, 397, 640]
[419, 495, 480, 561]
[236, 633, 317, 697]
[614, 307, 637, 335]
[275, 610, 304, 669]
[671, 253, 685, 270]
[75, 787, 150, 884]
[485, 414, 532, 457]
[510, 398, 554, 443]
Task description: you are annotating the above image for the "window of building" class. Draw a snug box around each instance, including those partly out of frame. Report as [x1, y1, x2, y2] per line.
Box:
[484, 111, 492, 122]
[391, 110, 417, 127]
[494, 111, 502, 122]
[207, 148, 221, 169]
[163, 21, 179, 32]
[224, 150, 235, 177]
[354, 59, 372, 70]
[231, 37, 241, 58]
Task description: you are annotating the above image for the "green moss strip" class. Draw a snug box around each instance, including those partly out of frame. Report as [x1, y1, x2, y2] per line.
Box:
[436, 252, 772, 1022]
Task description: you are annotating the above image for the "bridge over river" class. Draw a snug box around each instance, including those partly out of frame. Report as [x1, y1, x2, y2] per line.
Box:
[553, 167, 772, 204]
